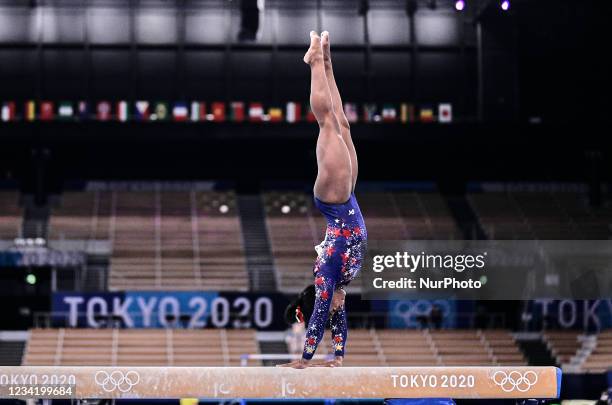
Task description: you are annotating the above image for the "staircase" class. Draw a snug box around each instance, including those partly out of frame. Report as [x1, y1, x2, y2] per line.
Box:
[237, 195, 277, 291]
[258, 341, 289, 367]
[563, 334, 597, 373]
[519, 339, 557, 366]
[82, 255, 110, 291]
[0, 341, 26, 365]
[444, 194, 487, 240]
[21, 195, 50, 239]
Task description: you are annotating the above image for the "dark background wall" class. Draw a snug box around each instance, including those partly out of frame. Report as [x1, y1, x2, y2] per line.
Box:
[0, 0, 610, 189]
[515, 0, 610, 124]
[1, 0, 608, 121]
[1, 0, 486, 121]
[2, 0, 608, 122]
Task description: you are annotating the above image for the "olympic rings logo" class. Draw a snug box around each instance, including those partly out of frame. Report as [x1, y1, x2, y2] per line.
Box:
[392, 300, 451, 327]
[94, 370, 140, 393]
[491, 370, 538, 392]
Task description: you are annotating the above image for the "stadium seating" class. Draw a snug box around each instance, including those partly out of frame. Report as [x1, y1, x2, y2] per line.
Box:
[264, 191, 462, 294]
[336, 329, 383, 366]
[22, 328, 525, 368]
[391, 192, 462, 240]
[341, 329, 524, 366]
[552, 192, 612, 238]
[318, 329, 525, 367]
[431, 330, 526, 366]
[263, 191, 326, 294]
[469, 190, 612, 240]
[48, 191, 106, 240]
[376, 329, 437, 366]
[0, 191, 22, 239]
[48, 190, 248, 291]
[43, 187, 612, 292]
[22, 328, 261, 366]
[467, 192, 532, 239]
[543, 330, 582, 365]
[480, 330, 528, 366]
[582, 329, 612, 373]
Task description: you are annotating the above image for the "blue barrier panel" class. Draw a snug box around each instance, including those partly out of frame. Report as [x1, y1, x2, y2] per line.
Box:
[385, 400, 455, 405]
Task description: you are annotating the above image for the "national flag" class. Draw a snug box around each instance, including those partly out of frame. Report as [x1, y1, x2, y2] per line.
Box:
[117, 101, 129, 122]
[230, 102, 245, 122]
[438, 103, 452, 123]
[305, 103, 316, 123]
[58, 101, 74, 120]
[400, 103, 414, 124]
[344, 102, 358, 123]
[268, 107, 283, 123]
[172, 102, 189, 122]
[419, 106, 435, 123]
[286, 102, 301, 123]
[151, 102, 169, 121]
[25, 101, 36, 121]
[135, 101, 150, 121]
[77, 101, 90, 120]
[362, 103, 378, 122]
[381, 104, 397, 122]
[97, 101, 112, 121]
[211, 102, 226, 122]
[249, 102, 264, 122]
[190, 101, 205, 122]
[40, 101, 55, 121]
[1, 102, 16, 122]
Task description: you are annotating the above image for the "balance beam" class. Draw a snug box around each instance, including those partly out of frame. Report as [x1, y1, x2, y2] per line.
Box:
[0, 366, 561, 400]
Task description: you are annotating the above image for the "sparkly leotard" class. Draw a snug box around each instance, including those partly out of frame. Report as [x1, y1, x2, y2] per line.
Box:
[302, 193, 367, 360]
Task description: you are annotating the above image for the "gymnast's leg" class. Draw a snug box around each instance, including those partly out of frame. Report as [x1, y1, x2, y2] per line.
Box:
[329, 305, 348, 359]
[305, 31, 353, 205]
[321, 31, 358, 192]
[278, 33, 353, 369]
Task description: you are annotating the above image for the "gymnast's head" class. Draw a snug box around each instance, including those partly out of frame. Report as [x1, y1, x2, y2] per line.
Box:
[284, 285, 316, 326]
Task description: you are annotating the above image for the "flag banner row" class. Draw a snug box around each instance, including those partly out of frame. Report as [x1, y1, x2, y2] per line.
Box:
[1, 101, 453, 124]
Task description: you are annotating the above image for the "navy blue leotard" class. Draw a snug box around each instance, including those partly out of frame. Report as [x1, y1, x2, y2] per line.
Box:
[302, 193, 367, 360]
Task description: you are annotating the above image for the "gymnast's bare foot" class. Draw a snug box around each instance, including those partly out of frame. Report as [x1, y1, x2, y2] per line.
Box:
[277, 358, 310, 369]
[311, 356, 343, 367]
[303, 31, 323, 65]
[321, 31, 331, 64]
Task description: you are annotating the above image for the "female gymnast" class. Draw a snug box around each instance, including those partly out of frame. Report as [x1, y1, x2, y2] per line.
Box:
[279, 31, 367, 369]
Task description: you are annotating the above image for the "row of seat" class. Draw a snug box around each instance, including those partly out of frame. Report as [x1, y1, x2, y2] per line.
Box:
[264, 191, 462, 293]
[469, 191, 612, 240]
[22, 327, 612, 369]
[5, 189, 611, 244]
[283, 329, 526, 367]
[3, 189, 611, 292]
[544, 330, 583, 365]
[544, 329, 612, 373]
[46, 190, 465, 293]
[581, 329, 612, 373]
[23, 328, 260, 366]
[24, 328, 526, 368]
[0, 192, 22, 239]
[49, 190, 249, 291]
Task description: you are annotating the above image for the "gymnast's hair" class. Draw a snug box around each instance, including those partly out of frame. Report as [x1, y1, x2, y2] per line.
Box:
[284, 285, 316, 326]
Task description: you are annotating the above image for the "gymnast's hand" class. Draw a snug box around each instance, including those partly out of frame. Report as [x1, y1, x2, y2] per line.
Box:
[276, 358, 310, 369]
[331, 288, 346, 312]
